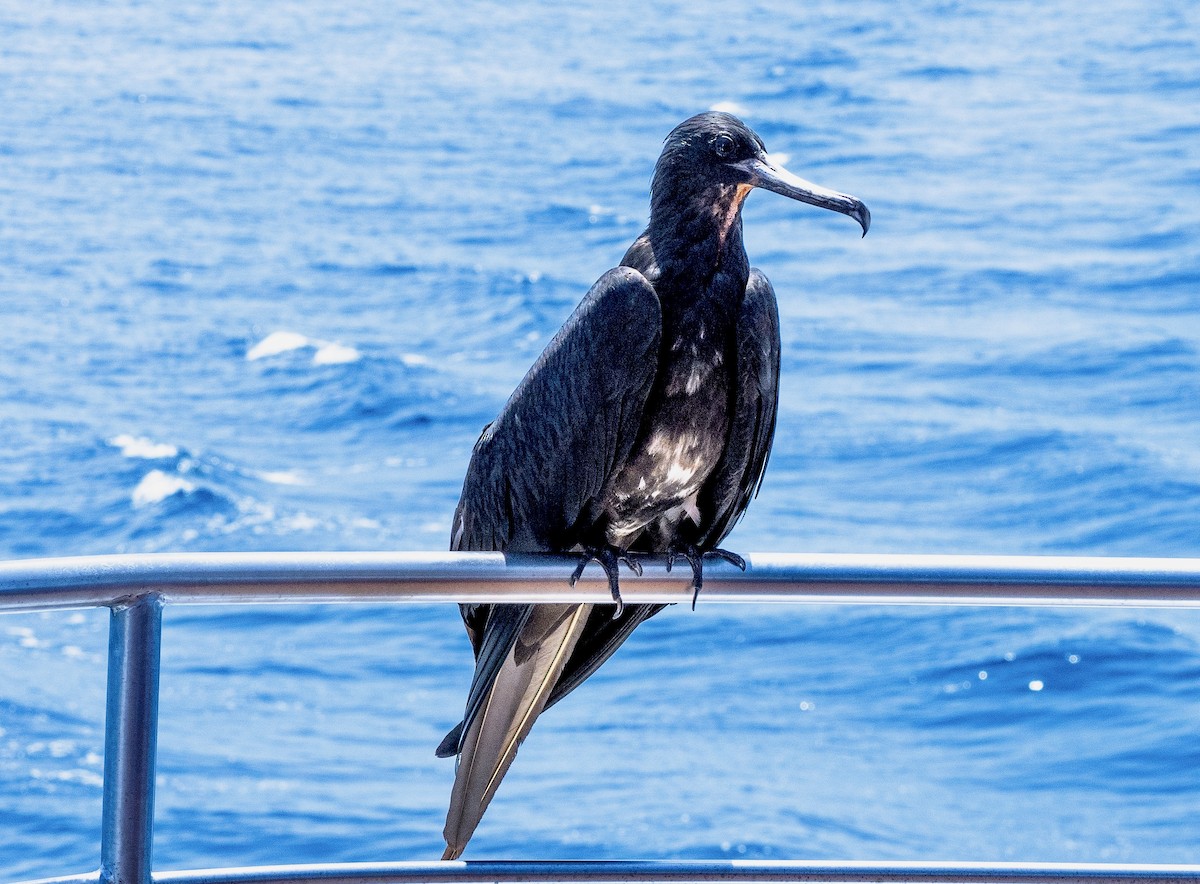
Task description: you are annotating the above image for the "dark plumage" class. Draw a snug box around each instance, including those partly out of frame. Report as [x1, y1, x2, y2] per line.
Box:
[439, 111, 869, 859]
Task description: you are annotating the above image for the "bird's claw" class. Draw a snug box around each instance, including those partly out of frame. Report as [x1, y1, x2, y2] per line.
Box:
[666, 545, 747, 610]
[569, 546, 641, 619]
[711, 548, 747, 571]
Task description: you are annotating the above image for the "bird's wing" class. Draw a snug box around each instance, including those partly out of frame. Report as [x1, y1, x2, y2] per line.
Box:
[695, 268, 781, 547]
[435, 603, 533, 759]
[543, 601, 665, 711]
[441, 265, 662, 745]
[442, 603, 593, 859]
[450, 265, 663, 554]
[439, 600, 667, 854]
[537, 269, 777, 720]
[440, 267, 662, 857]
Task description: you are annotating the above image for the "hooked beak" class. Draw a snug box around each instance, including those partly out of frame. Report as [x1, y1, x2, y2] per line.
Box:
[732, 154, 870, 236]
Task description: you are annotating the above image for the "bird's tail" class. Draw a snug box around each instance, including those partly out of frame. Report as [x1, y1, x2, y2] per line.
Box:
[442, 603, 593, 860]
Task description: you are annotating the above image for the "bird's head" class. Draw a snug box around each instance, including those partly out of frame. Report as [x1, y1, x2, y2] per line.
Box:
[650, 111, 870, 238]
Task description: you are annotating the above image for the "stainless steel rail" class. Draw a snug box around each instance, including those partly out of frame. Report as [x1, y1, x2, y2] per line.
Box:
[6, 551, 1200, 612]
[5, 551, 1200, 884]
[16, 860, 1200, 884]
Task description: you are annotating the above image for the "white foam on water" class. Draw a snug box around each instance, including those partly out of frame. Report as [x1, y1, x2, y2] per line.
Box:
[109, 434, 178, 459]
[131, 469, 195, 507]
[257, 469, 306, 486]
[247, 330, 360, 365]
[30, 768, 104, 787]
[279, 512, 319, 531]
[312, 342, 360, 365]
[246, 331, 311, 361]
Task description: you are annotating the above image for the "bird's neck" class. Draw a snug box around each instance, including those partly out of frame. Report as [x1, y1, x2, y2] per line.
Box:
[655, 177, 746, 232]
[646, 181, 751, 273]
[637, 184, 752, 330]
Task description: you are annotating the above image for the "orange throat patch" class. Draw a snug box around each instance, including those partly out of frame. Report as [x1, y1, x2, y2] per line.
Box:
[714, 183, 753, 252]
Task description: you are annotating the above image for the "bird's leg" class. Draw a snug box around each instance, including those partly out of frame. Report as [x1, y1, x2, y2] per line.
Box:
[666, 545, 747, 610]
[569, 546, 642, 619]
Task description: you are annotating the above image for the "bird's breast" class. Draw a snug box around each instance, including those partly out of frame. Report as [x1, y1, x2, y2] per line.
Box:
[665, 327, 723, 395]
[599, 342, 733, 548]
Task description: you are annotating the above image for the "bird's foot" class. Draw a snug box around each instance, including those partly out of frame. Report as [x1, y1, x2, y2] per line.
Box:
[569, 546, 642, 619]
[666, 545, 747, 610]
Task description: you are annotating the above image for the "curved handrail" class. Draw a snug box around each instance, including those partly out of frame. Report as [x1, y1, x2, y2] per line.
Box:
[16, 859, 1200, 884]
[5, 551, 1200, 612]
[5, 552, 1200, 884]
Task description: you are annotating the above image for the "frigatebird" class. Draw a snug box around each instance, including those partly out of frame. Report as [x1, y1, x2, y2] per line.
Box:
[438, 111, 869, 859]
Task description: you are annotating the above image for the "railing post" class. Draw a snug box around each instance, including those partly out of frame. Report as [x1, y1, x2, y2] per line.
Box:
[99, 594, 163, 884]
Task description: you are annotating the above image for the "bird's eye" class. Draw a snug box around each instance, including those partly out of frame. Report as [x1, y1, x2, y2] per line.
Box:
[714, 134, 735, 158]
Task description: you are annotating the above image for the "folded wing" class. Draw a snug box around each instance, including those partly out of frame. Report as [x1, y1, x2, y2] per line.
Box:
[441, 267, 663, 858]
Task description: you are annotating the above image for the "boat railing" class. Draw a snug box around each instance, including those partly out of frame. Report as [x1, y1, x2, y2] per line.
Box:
[4, 551, 1200, 884]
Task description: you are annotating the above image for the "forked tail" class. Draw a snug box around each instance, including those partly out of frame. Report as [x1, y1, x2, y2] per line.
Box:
[442, 603, 593, 860]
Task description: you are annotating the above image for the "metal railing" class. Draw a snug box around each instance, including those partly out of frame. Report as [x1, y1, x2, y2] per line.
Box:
[5, 551, 1200, 884]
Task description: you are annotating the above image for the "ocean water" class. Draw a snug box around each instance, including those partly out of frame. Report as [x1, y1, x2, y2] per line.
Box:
[2, 0, 1200, 877]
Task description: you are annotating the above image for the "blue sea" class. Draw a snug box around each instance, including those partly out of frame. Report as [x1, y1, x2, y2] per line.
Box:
[2, 0, 1200, 878]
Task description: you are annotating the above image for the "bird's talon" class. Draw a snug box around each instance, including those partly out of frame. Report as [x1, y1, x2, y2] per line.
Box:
[665, 545, 746, 610]
[711, 548, 747, 571]
[605, 564, 626, 619]
[570, 546, 638, 618]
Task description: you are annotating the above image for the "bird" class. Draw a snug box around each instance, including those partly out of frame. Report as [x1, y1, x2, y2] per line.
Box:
[438, 111, 869, 860]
